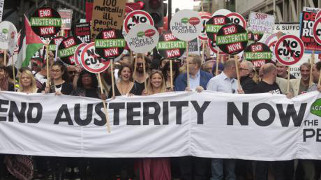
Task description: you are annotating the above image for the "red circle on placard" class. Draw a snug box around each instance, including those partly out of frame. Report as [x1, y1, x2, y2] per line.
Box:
[313, 17, 321, 45]
[124, 10, 154, 33]
[80, 42, 110, 73]
[316, 10, 321, 20]
[226, 12, 247, 29]
[74, 43, 87, 65]
[274, 35, 304, 66]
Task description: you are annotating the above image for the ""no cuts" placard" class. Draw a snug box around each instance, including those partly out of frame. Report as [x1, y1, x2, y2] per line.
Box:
[275, 35, 304, 66]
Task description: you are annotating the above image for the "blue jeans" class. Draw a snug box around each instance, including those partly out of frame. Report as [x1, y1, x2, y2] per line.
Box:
[210, 158, 236, 180]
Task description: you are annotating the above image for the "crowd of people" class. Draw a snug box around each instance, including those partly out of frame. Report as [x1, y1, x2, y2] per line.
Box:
[0, 50, 320, 180]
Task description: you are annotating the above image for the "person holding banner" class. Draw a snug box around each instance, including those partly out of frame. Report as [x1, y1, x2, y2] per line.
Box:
[276, 62, 296, 80]
[162, 61, 180, 91]
[133, 54, 150, 95]
[108, 64, 142, 98]
[137, 70, 171, 180]
[41, 61, 73, 95]
[18, 68, 38, 93]
[175, 54, 212, 92]
[207, 59, 243, 180]
[290, 63, 311, 96]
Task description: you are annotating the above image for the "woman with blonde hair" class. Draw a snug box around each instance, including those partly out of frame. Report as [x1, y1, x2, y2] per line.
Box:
[137, 70, 171, 180]
[18, 68, 37, 93]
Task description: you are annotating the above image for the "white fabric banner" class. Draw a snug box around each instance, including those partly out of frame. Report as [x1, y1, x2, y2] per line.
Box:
[0, 91, 321, 160]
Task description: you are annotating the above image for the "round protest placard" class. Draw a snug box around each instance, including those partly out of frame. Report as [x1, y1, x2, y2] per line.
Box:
[30, 7, 62, 38]
[170, 10, 202, 41]
[216, 23, 248, 55]
[213, 9, 231, 16]
[316, 10, 321, 20]
[0, 21, 17, 55]
[125, 24, 159, 53]
[58, 36, 82, 65]
[95, 29, 126, 60]
[248, 31, 264, 42]
[199, 15, 211, 40]
[49, 36, 64, 52]
[244, 42, 272, 67]
[226, 12, 246, 29]
[123, 10, 154, 34]
[206, 15, 231, 51]
[80, 42, 110, 73]
[313, 17, 321, 45]
[274, 35, 304, 66]
[157, 31, 186, 59]
[74, 43, 87, 66]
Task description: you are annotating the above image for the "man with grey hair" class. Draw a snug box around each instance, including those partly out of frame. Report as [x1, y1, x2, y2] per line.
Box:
[239, 61, 256, 94]
[290, 62, 311, 96]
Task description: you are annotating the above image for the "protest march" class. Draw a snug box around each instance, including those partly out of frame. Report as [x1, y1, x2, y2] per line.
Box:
[0, 0, 321, 180]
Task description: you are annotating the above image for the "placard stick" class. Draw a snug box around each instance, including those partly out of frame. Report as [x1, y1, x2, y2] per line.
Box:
[309, 51, 315, 87]
[287, 66, 291, 93]
[170, 60, 173, 90]
[111, 59, 115, 98]
[201, 41, 205, 63]
[142, 54, 147, 92]
[133, 52, 137, 80]
[318, 69, 321, 85]
[3, 50, 7, 66]
[216, 49, 220, 75]
[186, 41, 190, 89]
[98, 72, 111, 133]
[201, 0, 204, 12]
[45, 42, 50, 87]
[12, 57, 16, 89]
[234, 55, 241, 90]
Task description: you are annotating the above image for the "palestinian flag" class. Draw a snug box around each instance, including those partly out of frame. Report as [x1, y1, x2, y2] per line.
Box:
[16, 15, 43, 68]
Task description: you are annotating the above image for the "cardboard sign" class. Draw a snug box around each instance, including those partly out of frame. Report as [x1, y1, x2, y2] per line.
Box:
[275, 35, 304, 66]
[248, 12, 275, 34]
[299, 10, 321, 53]
[123, 10, 154, 34]
[58, 9, 73, 30]
[74, 23, 91, 43]
[170, 10, 202, 41]
[216, 23, 248, 55]
[91, 0, 126, 37]
[80, 42, 110, 73]
[125, 24, 159, 53]
[74, 43, 87, 66]
[58, 36, 82, 65]
[199, 15, 211, 40]
[156, 31, 186, 59]
[226, 12, 246, 29]
[49, 36, 64, 52]
[95, 28, 125, 59]
[30, 7, 62, 38]
[244, 42, 272, 67]
[313, 17, 321, 45]
[0, 21, 17, 55]
[206, 15, 231, 52]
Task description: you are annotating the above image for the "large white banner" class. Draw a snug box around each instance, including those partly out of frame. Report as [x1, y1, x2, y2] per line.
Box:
[0, 91, 321, 160]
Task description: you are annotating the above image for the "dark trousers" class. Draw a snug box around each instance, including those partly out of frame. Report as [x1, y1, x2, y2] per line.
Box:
[179, 156, 210, 180]
[255, 160, 294, 180]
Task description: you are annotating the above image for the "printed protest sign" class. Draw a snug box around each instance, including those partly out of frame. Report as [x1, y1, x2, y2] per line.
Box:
[275, 35, 304, 66]
[199, 15, 211, 40]
[125, 24, 159, 53]
[206, 15, 231, 53]
[248, 12, 274, 34]
[30, 7, 62, 38]
[58, 36, 82, 65]
[213, 9, 231, 16]
[244, 42, 272, 67]
[95, 29, 125, 60]
[226, 12, 246, 29]
[123, 10, 154, 34]
[74, 43, 87, 65]
[170, 10, 202, 41]
[156, 31, 186, 59]
[188, 38, 200, 55]
[91, 0, 126, 37]
[313, 17, 321, 45]
[0, 21, 17, 55]
[299, 9, 321, 53]
[74, 23, 91, 43]
[216, 23, 248, 55]
[49, 36, 64, 52]
[58, 9, 73, 30]
[80, 42, 110, 73]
